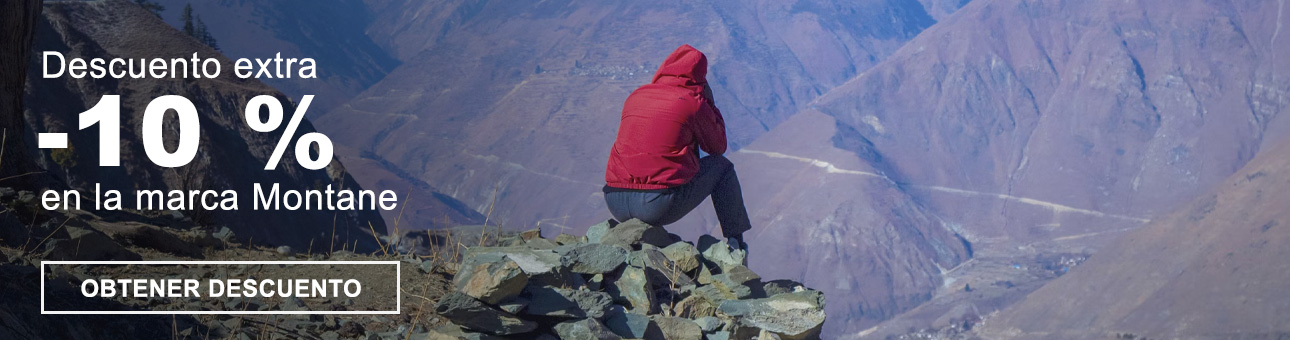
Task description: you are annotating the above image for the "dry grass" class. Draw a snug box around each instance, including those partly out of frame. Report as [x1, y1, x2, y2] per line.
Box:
[368, 222, 387, 256]
[478, 184, 499, 247]
[668, 259, 679, 315]
[26, 216, 71, 255]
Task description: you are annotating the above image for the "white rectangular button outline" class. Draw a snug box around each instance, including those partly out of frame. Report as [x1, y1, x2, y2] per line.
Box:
[41, 260, 401, 315]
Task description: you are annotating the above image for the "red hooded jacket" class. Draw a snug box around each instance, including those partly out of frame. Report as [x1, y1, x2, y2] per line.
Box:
[605, 45, 727, 190]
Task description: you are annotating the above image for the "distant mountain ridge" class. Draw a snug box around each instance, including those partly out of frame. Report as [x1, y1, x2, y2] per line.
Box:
[978, 126, 1290, 339]
[813, 0, 1290, 251]
[786, 0, 1290, 336]
[150, 0, 400, 116]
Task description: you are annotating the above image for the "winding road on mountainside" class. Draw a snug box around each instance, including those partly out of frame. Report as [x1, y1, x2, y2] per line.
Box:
[736, 148, 1153, 224]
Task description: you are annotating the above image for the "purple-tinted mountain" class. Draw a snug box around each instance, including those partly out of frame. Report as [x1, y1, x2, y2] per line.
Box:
[814, 0, 1290, 252]
[978, 135, 1290, 339]
[787, 0, 1290, 336]
[673, 111, 972, 335]
[150, 0, 400, 115]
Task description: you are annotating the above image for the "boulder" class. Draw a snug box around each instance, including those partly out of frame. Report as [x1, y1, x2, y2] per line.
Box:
[707, 265, 762, 299]
[660, 242, 701, 272]
[554, 233, 586, 245]
[607, 266, 657, 314]
[717, 291, 826, 340]
[468, 247, 559, 273]
[650, 316, 703, 340]
[212, 226, 236, 243]
[469, 246, 581, 288]
[553, 243, 580, 256]
[599, 219, 674, 249]
[725, 323, 764, 340]
[697, 235, 746, 272]
[587, 273, 605, 291]
[519, 228, 542, 241]
[453, 253, 529, 304]
[696, 263, 716, 285]
[706, 331, 732, 340]
[497, 235, 526, 247]
[762, 279, 806, 297]
[627, 247, 672, 269]
[672, 294, 719, 319]
[628, 247, 695, 288]
[707, 276, 754, 300]
[585, 219, 617, 244]
[561, 243, 628, 274]
[693, 316, 723, 333]
[758, 329, 784, 340]
[686, 284, 744, 309]
[553, 318, 622, 340]
[522, 286, 614, 319]
[604, 308, 658, 338]
[717, 265, 761, 285]
[434, 292, 537, 335]
[497, 296, 528, 314]
[658, 269, 699, 291]
[526, 238, 558, 250]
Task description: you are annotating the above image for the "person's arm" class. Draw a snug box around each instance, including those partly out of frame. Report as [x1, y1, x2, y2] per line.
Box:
[695, 86, 727, 155]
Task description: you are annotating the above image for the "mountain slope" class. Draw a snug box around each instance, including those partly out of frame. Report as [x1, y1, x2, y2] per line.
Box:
[977, 134, 1290, 339]
[151, 0, 400, 115]
[24, 0, 386, 251]
[813, 0, 1290, 252]
[673, 111, 971, 336]
[695, 0, 1290, 336]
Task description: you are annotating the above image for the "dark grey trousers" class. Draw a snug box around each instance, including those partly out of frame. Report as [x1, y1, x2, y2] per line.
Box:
[604, 155, 752, 237]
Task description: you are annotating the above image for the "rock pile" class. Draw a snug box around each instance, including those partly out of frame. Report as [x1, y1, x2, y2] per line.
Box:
[433, 219, 827, 340]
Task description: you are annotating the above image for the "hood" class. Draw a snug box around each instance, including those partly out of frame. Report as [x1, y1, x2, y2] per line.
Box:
[651, 44, 708, 89]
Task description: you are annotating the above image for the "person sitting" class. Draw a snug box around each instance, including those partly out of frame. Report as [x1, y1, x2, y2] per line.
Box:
[603, 44, 752, 252]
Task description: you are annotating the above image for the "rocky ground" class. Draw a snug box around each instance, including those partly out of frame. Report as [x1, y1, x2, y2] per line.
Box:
[431, 219, 828, 339]
[0, 186, 825, 339]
